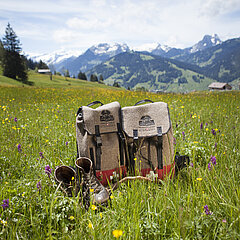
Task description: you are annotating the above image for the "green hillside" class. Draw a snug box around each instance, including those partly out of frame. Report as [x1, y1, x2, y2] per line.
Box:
[174, 38, 240, 83]
[0, 71, 119, 90]
[87, 52, 215, 92]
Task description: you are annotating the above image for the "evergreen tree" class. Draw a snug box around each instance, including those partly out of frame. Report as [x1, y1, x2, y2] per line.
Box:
[90, 74, 98, 82]
[77, 71, 87, 80]
[1, 23, 28, 81]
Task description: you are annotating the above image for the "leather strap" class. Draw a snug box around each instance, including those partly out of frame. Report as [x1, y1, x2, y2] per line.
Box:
[95, 125, 102, 170]
[157, 126, 163, 169]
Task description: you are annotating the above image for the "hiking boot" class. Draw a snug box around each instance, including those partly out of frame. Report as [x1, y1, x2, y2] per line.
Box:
[75, 157, 109, 206]
[54, 166, 79, 197]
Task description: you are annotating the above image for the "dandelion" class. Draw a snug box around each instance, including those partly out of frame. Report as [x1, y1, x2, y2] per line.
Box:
[112, 229, 123, 238]
[91, 204, 97, 211]
[88, 222, 93, 229]
[110, 195, 114, 199]
[1, 199, 9, 210]
[204, 205, 212, 215]
[196, 177, 202, 181]
[69, 216, 74, 221]
[45, 165, 53, 177]
[37, 181, 42, 191]
[211, 156, 216, 165]
[17, 144, 22, 152]
[90, 188, 94, 193]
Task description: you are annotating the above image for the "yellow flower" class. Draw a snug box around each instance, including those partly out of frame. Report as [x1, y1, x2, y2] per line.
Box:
[99, 212, 103, 218]
[69, 216, 74, 221]
[91, 204, 97, 210]
[110, 195, 114, 199]
[196, 177, 202, 181]
[71, 176, 74, 181]
[206, 128, 209, 131]
[88, 222, 93, 229]
[181, 106, 184, 108]
[112, 229, 123, 238]
[90, 188, 94, 193]
[134, 157, 137, 161]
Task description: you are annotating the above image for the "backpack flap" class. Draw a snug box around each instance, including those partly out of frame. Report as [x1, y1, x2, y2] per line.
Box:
[79, 101, 121, 135]
[121, 102, 171, 138]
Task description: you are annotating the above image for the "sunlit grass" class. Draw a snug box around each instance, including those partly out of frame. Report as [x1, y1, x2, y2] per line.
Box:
[0, 86, 239, 239]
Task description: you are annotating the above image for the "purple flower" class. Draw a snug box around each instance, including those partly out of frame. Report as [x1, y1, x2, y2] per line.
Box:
[211, 129, 216, 135]
[200, 122, 203, 130]
[45, 165, 53, 177]
[1, 199, 9, 210]
[182, 131, 185, 140]
[66, 141, 68, 146]
[14, 117, 18, 122]
[173, 137, 176, 145]
[208, 162, 212, 171]
[39, 152, 44, 159]
[190, 162, 193, 167]
[205, 123, 208, 126]
[211, 156, 216, 165]
[204, 205, 212, 215]
[17, 144, 22, 153]
[37, 181, 42, 191]
[214, 143, 217, 149]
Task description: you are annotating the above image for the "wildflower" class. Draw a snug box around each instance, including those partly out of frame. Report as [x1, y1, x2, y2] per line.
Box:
[196, 177, 202, 181]
[1, 220, 7, 226]
[222, 219, 227, 223]
[37, 181, 42, 191]
[200, 122, 203, 130]
[173, 137, 176, 145]
[204, 205, 212, 215]
[206, 123, 208, 126]
[215, 143, 217, 148]
[17, 144, 22, 152]
[182, 131, 185, 140]
[39, 152, 44, 159]
[66, 141, 68, 146]
[112, 229, 123, 238]
[190, 162, 193, 167]
[1, 199, 9, 210]
[211, 156, 216, 165]
[91, 205, 97, 211]
[211, 129, 216, 135]
[14, 117, 18, 122]
[99, 212, 103, 218]
[88, 222, 93, 229]
[45, 165, 53, 177]
[110, 195, 114, 199]
[208, 162, 212, 171]
[90, 188, 94, 193]
[69, 216, 74, 221]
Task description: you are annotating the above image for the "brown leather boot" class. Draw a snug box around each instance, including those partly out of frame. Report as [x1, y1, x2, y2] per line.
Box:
[54, 166, 79, 197]
[75, 157, 109, 206]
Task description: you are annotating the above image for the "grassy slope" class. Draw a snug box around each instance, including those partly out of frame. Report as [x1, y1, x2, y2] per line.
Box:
[0, 71, 120, 90]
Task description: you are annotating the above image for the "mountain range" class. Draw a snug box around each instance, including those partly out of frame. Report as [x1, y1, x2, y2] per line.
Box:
[28, 34, 240, 92]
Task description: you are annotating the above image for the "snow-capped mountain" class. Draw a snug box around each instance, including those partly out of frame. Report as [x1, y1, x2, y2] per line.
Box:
[27, 35, 223, 76]
[26, 49, 82, 66]
[189, 34, 222, 53]
[89, 43, 130, 56]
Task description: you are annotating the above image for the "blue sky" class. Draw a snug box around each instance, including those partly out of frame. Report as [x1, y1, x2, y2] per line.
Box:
[0, 0, 240, 54]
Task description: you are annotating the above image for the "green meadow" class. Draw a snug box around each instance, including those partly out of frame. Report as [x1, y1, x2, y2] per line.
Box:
[0, 74, 239, 239]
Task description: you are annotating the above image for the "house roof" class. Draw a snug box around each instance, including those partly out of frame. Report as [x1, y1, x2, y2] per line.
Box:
[38, 69, 51, 73]
[208, 82, 231, 89]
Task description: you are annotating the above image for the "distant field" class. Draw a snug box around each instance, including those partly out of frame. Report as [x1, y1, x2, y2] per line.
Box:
[0, 71, 118, 89]
[0, 84, 239, 239]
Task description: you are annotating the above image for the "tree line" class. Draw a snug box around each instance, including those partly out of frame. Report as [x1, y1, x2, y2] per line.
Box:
[0, 23, 102, 83]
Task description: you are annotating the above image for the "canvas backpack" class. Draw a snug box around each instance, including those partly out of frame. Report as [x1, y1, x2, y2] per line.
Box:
[76, 101, 127, 186]
[121, 99, 175, 180]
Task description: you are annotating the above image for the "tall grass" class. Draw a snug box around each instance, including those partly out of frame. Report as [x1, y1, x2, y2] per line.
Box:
[0, 86, 239, 239]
